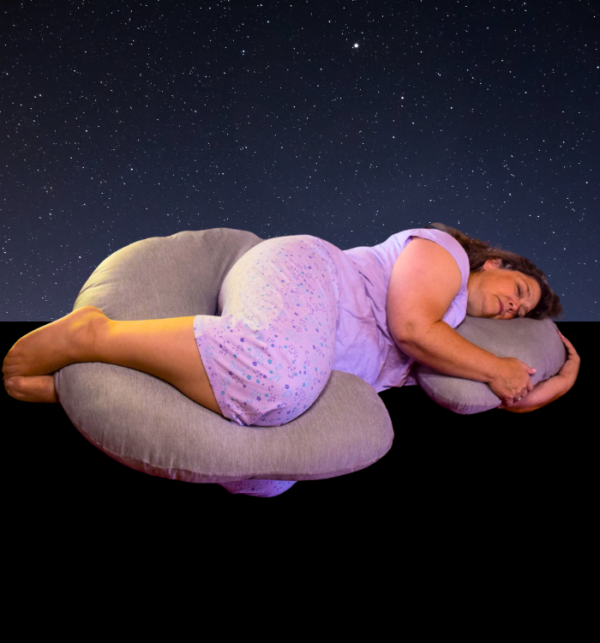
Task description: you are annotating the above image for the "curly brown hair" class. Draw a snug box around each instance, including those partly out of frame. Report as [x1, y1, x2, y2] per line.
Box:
[424, 222, 563, 321]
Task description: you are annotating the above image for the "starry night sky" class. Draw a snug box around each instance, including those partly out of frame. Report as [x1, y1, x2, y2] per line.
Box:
[1, 0, 598, 321]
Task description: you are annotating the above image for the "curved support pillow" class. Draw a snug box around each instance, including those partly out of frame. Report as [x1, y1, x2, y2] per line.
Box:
[54, 229, 394, 497]
[54, 228, 566, 497]
[414, 315, 567, 414]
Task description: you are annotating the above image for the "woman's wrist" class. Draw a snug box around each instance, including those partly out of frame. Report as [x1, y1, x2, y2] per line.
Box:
[497, 374, 569, 413]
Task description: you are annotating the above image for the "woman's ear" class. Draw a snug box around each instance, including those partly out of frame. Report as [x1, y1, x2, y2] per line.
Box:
[483, 258, 503, 270]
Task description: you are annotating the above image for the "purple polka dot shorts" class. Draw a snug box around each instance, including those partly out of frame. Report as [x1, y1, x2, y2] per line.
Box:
[193, 235, 341, 427]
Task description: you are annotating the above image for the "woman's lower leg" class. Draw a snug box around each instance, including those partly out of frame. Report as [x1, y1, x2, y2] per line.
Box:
[90, 315, 224, 416]
[3, 306, 223, 416]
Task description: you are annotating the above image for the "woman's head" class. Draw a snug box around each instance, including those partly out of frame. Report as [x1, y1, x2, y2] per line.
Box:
[465, 258, 542, 319]
[425, 223, 563, 321]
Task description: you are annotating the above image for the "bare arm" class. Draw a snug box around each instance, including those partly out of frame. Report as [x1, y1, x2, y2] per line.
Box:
[395, 320, 502, 384]
[498, 330, 580, 413]
[498, 374, 570, 413]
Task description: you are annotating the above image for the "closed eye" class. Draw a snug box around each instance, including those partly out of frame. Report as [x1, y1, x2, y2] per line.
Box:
[517, 285, 525, 316]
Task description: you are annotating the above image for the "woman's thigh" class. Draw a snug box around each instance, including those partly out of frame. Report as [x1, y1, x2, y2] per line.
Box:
[194, 235, 340, 426]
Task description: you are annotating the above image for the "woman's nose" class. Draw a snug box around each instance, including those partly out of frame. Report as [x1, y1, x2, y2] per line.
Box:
[508, 298, 519, 317]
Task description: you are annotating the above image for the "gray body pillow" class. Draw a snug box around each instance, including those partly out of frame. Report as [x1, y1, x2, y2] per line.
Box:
[54, 228, 566, 497]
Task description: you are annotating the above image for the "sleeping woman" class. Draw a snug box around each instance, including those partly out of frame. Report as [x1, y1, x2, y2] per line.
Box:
[2, 223, 579, 423]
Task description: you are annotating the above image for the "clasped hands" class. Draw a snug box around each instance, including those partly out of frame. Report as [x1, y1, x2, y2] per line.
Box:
[495, 329, 580, 412]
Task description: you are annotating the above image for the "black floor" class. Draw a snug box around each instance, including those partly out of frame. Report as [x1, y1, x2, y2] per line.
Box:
[3, 322, 594, 524]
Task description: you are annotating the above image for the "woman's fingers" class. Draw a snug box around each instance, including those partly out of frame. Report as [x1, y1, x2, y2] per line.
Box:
[557, 329, 580, 361]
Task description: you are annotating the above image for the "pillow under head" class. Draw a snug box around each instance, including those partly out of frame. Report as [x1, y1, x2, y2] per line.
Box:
[413, 315, 567, 414]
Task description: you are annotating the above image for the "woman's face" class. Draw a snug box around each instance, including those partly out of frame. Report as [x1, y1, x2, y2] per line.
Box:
[466, 259, 542, 319]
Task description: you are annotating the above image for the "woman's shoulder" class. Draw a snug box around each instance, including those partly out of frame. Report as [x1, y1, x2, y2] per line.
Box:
[394, 228, 470, 287]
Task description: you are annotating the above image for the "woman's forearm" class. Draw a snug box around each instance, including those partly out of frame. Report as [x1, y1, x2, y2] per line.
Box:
[498, 374, 567, 413]
[396, 320, 502, 383]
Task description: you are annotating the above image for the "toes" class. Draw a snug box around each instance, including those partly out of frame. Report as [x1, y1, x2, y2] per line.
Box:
[5, 375, 58, 403]
[5, 377, 20, 399]
[3, 362, 21, 378]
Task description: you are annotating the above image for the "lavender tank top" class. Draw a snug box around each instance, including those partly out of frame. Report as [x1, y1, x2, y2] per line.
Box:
[313, 228, 470, 392]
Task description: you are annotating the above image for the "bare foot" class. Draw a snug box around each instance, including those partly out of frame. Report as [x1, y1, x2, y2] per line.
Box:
[2, 306, 108, 379]
[5, 375, 58, 403]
